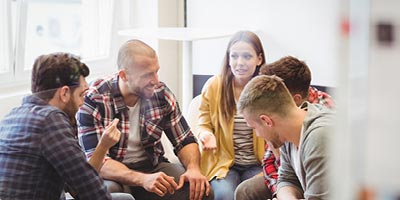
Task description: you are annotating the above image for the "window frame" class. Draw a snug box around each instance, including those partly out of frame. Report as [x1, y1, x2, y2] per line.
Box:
[0, 0, 116, 86]
[0, 0, 14, 84]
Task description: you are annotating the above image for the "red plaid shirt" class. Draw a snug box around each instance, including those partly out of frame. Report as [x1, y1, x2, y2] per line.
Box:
[77, 74, 197, 166]
[262, 86, 334, 194]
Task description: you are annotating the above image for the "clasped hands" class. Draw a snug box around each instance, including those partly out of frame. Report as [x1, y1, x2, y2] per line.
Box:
[142, 169, 211, 200]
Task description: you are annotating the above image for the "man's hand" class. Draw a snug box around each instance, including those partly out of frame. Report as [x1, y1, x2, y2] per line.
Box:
[200, 132, 217, 151]
[142, 172, 178, 197]
[98, 118, 120, 150]
[177, 169, 210, 200]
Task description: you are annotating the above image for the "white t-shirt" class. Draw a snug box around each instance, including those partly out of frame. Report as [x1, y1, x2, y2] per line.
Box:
[123, 99, 148, 163]
[290, 125, 305, 190]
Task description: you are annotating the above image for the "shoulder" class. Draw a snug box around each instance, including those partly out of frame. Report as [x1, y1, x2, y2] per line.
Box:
[154, 82, 175, 99]
[202, 75, 222, 94]
[86, 75, 118, 101]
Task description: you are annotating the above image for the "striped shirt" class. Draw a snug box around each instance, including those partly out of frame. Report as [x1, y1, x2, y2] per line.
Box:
[0, 95, 110, 200]
[233, 114, 258, 166]
[77, 74, 197, 166]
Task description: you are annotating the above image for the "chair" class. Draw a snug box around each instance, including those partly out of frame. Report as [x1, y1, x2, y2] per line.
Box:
[160, 95, 203, 163]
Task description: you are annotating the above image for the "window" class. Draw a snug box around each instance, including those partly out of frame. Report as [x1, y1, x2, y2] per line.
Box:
[0, 1, 12, 77]
[0, 0, 114, 84]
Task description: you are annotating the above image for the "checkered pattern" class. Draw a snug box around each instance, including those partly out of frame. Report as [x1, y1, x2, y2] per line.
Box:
[0, 95, 110, 200]
[77, 74, 197, 166]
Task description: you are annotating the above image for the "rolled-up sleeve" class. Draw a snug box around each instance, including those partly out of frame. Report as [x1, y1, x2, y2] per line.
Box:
[77, 94, 103, 160]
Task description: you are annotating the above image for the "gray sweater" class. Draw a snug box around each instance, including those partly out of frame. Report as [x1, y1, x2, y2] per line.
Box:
[277, 102, 333, 199]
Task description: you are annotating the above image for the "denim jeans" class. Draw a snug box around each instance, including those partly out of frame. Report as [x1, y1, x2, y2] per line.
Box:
[210, 164, 262, 200]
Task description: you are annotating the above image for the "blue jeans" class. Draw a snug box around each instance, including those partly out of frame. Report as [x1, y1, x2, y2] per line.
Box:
[210, 164, 262, 200]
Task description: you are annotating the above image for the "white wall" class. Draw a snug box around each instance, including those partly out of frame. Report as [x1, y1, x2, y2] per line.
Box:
[187, 0, 340, 87]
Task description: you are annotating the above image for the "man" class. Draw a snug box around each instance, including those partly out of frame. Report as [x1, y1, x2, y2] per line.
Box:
[0, 53, 116, 199]
[77, 39, 212, 200]
[237, 75, 333, 199]
[235, 56, 334, 199]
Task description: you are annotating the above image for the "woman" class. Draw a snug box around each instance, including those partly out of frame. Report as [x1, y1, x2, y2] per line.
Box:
[198, 30, 266, 200]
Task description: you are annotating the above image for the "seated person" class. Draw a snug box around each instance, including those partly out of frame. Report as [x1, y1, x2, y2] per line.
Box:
[198, 31, 266, 200]
[0, 53, 128, 200]
[237, 75, 334, 199]
[235, 56, 334, 199]
[77, 39, 212, 200]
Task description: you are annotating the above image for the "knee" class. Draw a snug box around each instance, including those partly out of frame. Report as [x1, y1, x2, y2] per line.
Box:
[103, 180, 131, 193]
[110, 193, 136, 200]
[212, 185, 235, 200]
[234, 182, 250, 200]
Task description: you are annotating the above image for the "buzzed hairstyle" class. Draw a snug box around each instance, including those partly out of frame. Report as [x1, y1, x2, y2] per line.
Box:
[117, 39, 156, 71]
[260, 56, 311, 98]
[31, 52, 89, 100]
[237, 75, 295, 120]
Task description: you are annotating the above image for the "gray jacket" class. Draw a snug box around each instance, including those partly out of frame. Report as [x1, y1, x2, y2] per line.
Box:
[277, 102, 333, 199]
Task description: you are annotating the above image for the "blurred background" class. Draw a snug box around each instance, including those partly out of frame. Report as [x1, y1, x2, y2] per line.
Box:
[1, 0, 399, 199]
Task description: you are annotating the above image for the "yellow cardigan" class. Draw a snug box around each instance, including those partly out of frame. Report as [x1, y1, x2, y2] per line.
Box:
[198, 75, 265, 181]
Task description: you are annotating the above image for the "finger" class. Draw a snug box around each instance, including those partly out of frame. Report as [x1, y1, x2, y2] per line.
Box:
[176, 175, 185, 190]
[161, 175, 177, 194]
[168, 175, 178, 189]
[154, 186, 165, 197]
[205, 179, 211, 196]
[189, 179, 195, 200]
[194, 180, 202, 200]
[198, 180, 205, 200]
[155, 181, 168, 194]
[106, 118, 119, 131]
[111, 118, 119, 126]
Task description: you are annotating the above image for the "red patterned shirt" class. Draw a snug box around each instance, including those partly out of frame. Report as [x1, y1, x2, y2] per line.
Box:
[77, 74, 197, 166]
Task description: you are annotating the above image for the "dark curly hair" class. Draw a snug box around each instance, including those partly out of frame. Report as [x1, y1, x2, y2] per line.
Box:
[31, 52, 89, 100]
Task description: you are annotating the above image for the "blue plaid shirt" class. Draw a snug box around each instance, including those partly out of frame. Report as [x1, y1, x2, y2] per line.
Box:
[77, 74, 197, 166]
[0, 95, 111, 200]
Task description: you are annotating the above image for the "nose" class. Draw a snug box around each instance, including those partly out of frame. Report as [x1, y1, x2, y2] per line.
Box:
[150, 73, 159, 85]
[237, 56, 245, 65]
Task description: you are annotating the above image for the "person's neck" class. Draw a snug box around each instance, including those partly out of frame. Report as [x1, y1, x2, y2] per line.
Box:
[233, 77, 251, 101]
[118, 78, 140, 107]
[233, 77, 251, 88]
[285, 108, 308, 148]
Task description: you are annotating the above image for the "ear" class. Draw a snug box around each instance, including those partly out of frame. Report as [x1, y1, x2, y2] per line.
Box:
[292, 94, 304, 106]
[257, 53, 263, 66]
[58, 86, 71, 104]
[119, 69, 127, 81]
[259, 114, 273, 127]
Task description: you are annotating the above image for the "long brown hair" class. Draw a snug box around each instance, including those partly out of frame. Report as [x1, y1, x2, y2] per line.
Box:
[220, 31, 266, 120]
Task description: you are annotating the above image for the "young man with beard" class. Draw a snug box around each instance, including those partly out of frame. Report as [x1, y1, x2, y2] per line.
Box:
[237, 75, 333, 199]
[77, 39, 213, 200]
[0, 53, 133, 200]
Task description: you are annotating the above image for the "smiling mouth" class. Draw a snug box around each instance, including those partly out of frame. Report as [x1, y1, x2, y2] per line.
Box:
[236, 69, 247, 74]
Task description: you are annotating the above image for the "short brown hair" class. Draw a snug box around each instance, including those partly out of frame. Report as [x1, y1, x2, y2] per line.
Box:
[31, 52, 89, 100]
[237, 75, 295, 119]
[260, 56, 311, 98]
